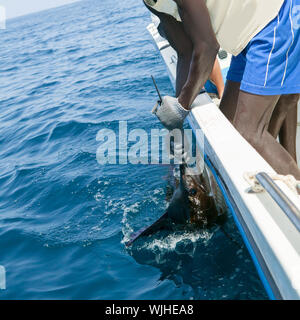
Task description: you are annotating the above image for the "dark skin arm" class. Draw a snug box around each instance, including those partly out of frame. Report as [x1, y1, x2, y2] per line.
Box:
[145, 1, 221, 105]
[156, 12, 224, 99]
[210, 59, 224, 98]
[145, 4, 193, 96]
[174, 0, 220, 109]
[146, 1, 224, 98]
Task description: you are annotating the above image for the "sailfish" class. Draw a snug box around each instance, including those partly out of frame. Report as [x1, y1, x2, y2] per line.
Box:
[125, 162, 227, 247]
[125, 78, 227, 247]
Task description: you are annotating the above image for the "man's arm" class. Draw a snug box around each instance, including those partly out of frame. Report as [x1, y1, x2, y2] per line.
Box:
[174, 0, 220, 109]
[144, 3, 193, 96]
[210, 59, 224, 98]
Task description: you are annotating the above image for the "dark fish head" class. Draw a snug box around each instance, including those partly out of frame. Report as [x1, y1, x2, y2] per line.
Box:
[180, 165, 218, 228]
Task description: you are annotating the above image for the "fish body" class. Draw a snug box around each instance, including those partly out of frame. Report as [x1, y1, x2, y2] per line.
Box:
[126, 163, 227, 247]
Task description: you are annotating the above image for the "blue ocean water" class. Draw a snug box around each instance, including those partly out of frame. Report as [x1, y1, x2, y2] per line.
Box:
[0, 0, 268, 299]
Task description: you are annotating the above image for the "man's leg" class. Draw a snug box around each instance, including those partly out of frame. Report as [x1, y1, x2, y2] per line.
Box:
[219, 80, 241, 122]
[268, 94, 299, 161]
[220, 51, 247, 122]
[279, 106, 298, 162]
[233, 91, 300, 179]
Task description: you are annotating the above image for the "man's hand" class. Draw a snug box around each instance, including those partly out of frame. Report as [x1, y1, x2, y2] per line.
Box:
[152, 96, 190, 130]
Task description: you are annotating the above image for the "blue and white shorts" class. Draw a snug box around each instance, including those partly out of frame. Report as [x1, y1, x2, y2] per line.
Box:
[227, 0, 300, 95]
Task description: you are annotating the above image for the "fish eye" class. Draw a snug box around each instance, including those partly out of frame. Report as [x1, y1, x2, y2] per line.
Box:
[189, 188, 197, 196]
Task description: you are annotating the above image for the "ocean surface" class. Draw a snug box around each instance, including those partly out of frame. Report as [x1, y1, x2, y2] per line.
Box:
[0, 0, 268, 299]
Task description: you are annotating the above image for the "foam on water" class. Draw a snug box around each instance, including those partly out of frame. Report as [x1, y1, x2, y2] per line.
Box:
[142, 230, 214, 252]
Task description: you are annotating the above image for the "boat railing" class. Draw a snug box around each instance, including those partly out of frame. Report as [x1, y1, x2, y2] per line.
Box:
[256, 172, 300, 232]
